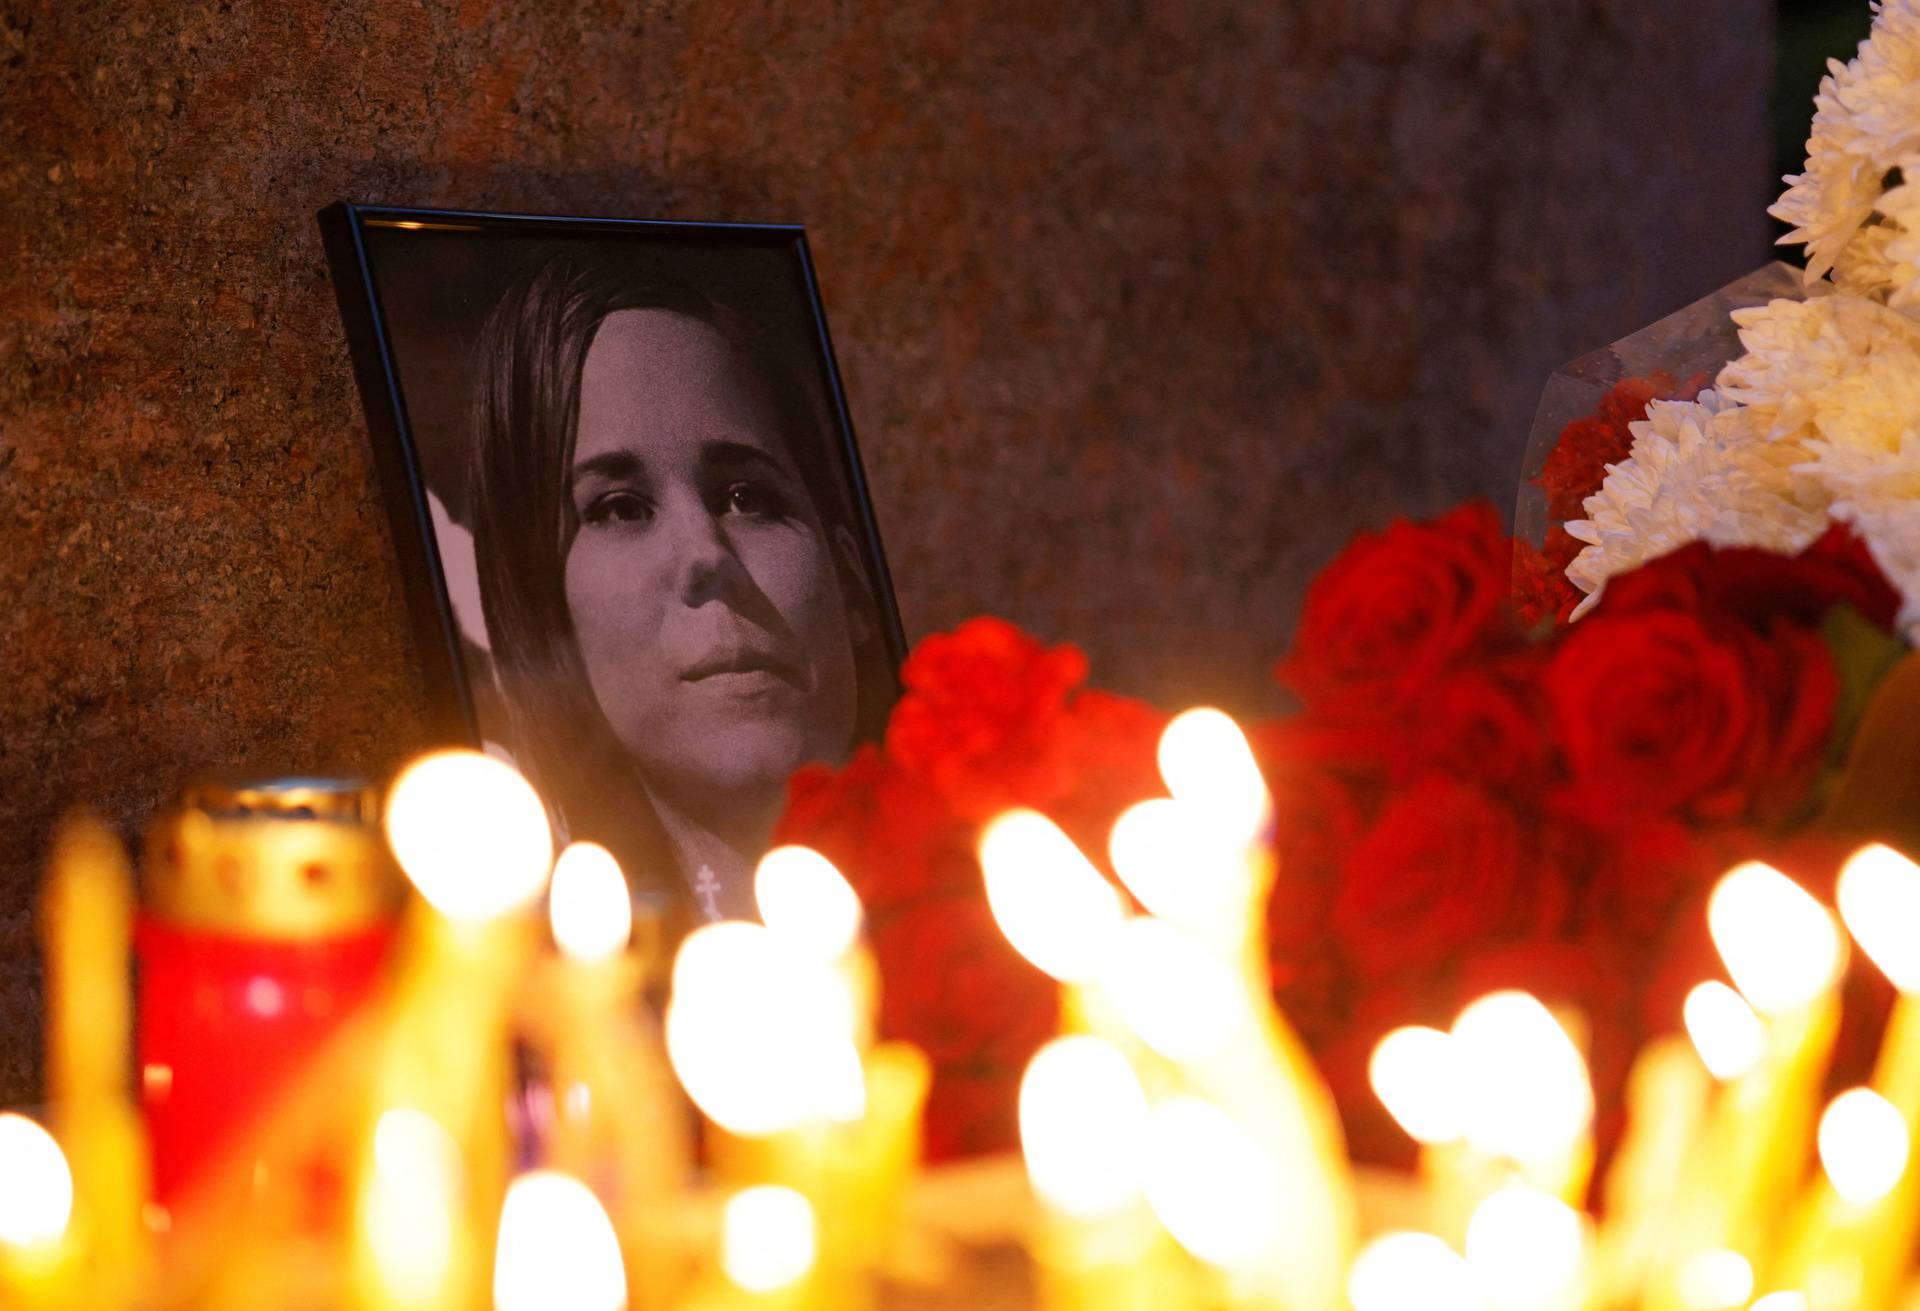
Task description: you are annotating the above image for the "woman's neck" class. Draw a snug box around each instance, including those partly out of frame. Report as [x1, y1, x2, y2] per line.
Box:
[646, 786, 773, 922]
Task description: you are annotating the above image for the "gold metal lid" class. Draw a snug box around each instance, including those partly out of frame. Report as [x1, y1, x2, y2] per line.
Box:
[142, 778, 403, 938]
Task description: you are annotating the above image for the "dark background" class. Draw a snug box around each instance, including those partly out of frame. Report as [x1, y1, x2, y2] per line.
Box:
[0, 0, 1858, 1102]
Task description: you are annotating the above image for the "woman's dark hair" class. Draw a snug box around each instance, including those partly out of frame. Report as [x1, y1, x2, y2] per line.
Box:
[465, 241, 891, 897]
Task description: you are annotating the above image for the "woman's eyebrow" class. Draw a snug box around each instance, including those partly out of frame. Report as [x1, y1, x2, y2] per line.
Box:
[570, 450, 646, 485]
[700, 440, 798, 481]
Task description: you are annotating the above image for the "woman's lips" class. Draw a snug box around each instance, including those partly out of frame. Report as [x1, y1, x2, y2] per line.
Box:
[680, 647, 801, 685]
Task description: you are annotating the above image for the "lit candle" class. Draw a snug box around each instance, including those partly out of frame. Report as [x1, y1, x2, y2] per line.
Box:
[0, 1113, 79, 1310]
[1346, 1230, 1479, 1311]
[1812, 841, 1920, 1309]
[1589, 1034, 1712, 1307]
[667, 847, 927, 1308]
[1125, 708, 1356, 1309]
[540, 841, 687, 1310]
[1771, 1086, 1913, 1311]
[1462, 1183, 1589, 1311]
[492, 1169, 628, 1310]
[1653, 861, 1844, 1304]
[349, 750, 556, 1311]
[40, 815, 148, 1294]
[1018, 1036, 1188, 1311]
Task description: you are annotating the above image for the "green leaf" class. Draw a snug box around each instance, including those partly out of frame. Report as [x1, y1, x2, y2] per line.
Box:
[1822, 604, 1908, 761]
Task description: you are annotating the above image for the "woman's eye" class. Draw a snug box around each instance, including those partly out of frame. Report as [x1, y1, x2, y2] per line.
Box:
[584, 490, 652, 524]
[723, 480, 783, 517]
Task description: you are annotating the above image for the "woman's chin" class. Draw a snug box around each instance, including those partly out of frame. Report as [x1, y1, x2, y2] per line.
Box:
[641, 723, 830, 821]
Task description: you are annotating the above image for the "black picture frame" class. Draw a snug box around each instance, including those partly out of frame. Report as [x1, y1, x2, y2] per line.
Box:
[319, 202, 906, 918]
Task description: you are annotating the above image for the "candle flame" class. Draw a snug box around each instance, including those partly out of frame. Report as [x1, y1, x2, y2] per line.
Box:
[1682, 981, 1766, 1081]
[1463, 1184, 1587, 1311]
[1748, 1294, 1809, 1311]
[665, 921, 860, 1135]
[1156, 707, 1270, 844]
[549, 842, 632, 963]
[1676, 1248, 1753, 1309]
[1347, 1231, 1478, 1311]
[1707, 861, 1843, 1016]
[1451, 991, 1592, 1166]
[1142, 1096, 1281, 1270]
[363, 1108, 461, 1304]
[1837, 843, 1920, 993]
[493, 1170, 627, 1311]
[755, 845, 864, 961]
[1369, 1026, 1466, 1145]
[1019, 1036, 1150, 1217]
[385, 751, 554, 923]
[1096, 916, 1239, 1060]
[1818, 1087, 1910, 1205]
[1108, 798, 1248, 924]
[722, 1185, 816, 1293]
[0, 1113, 72, 1249]
[979, 809, 1124, 983]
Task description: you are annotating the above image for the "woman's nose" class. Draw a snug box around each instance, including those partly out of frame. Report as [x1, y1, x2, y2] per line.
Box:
[665, 497, 740, 606]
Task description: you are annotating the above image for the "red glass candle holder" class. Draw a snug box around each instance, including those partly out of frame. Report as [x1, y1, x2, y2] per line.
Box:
[135, 779, 401, 1211]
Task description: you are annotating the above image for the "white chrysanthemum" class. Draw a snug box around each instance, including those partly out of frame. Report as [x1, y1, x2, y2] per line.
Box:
[1837, 493, 1920, 639]
[1718, 293, 1920, 442]
[1771, 0, 1920, 280]
[1831, 181, 1920, 307]
[1564, 391, 1827, 615]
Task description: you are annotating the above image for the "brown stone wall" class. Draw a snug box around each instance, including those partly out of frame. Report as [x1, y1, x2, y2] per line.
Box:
[0, 0, 1771, 1101]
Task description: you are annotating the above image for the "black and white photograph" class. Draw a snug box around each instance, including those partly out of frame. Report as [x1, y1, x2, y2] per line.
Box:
[322, 208, 905, 924]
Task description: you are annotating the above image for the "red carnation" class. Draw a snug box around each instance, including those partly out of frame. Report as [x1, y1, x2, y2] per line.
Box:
[1536, 373, 1705, 521]
[1278, 500, 1517, 715]
[885, 617, 1090, 821]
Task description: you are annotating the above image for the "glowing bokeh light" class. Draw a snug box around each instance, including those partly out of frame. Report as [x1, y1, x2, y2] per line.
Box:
[1370, 1026, 1467, 1145]
[493, 1171, 627, 1311]
[1464, 1185, 1587, 1311]
[1156, 708, 1270, 844]
[1675, 1247, 1753, 1309]
[1837, 843, 1920, 993]
[1142, 1097, 1280, 1270]
[665, 921, 858, 1135]
[0, 1113, 72, 1249]
[755, 845, 864, 961]
[1451, 991, 1592, 1165]
[363, 1109, 461, 1304]
[722, 1186, 816, 1293]
[1019, 1036, 1151, 1217]
[1707, 862, 1843, 1016]
[1819, 1087, 1910, 1205]
[549, 842, 632, 963]
[1682, 981, 1766, 1081]
[385, 751, 553, 923]
[1347, 1231, 1479, 1311]
[1107, 798, 1250, 925]
[979, 810, 1125, 983]
[1096, 916, 1239, 1060]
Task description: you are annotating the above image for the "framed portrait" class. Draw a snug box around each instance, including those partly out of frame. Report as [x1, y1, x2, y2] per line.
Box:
[319, 204, 906, 925]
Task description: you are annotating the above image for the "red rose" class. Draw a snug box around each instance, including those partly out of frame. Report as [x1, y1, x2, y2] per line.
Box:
[1545, 604, 1838, 825]
[1595, 527, 1900, 634]
[885, 617, 1090, 820]
[1332, 776, 1564, 976]
[1404, 658, 1554, 795]
[1277, 501, 1516, 716]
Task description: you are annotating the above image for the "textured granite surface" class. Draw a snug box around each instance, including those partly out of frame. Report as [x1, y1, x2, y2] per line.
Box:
[0, 1, 1771, 1102]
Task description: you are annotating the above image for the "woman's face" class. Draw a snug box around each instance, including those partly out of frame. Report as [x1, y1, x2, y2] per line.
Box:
[563, 308, 861, 816]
